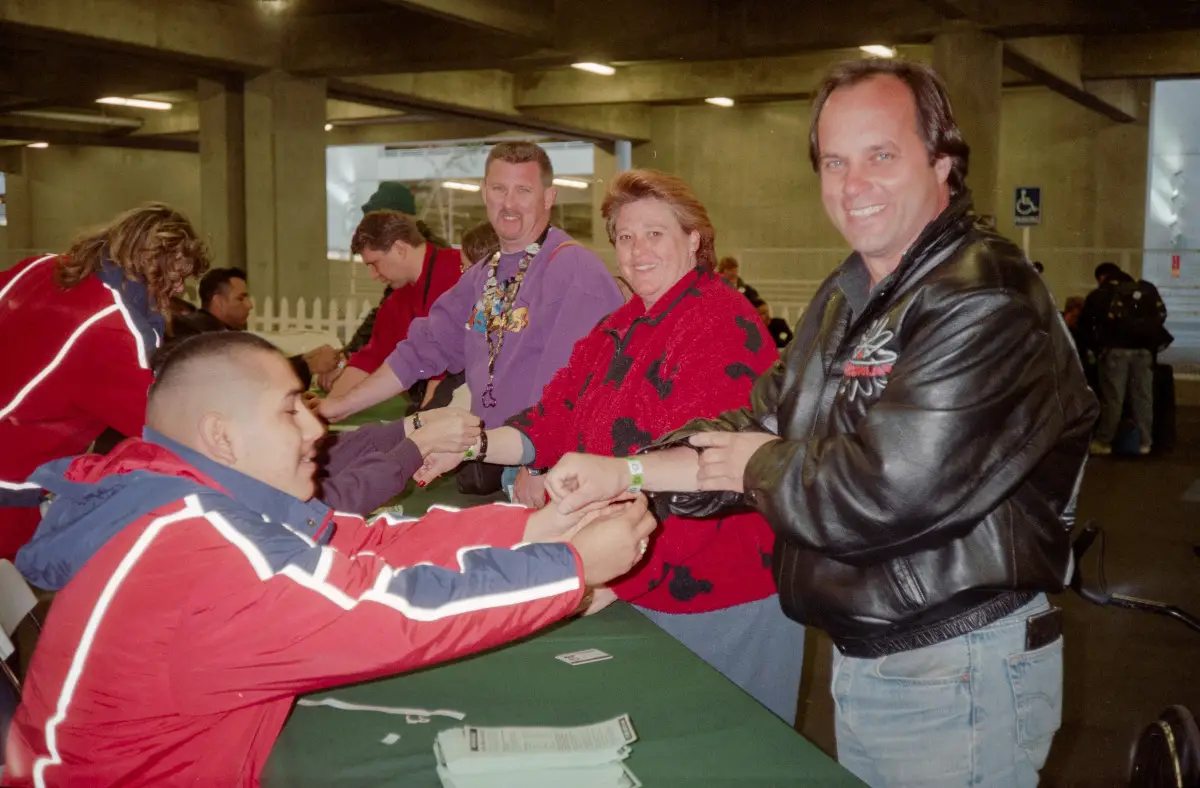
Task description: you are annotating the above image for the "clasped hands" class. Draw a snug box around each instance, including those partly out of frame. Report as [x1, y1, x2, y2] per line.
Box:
[543, 431, 780, 515]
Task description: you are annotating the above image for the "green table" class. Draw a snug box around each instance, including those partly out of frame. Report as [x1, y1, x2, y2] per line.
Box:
[265, 601, 860, 787]
[263, 478, 861, 787]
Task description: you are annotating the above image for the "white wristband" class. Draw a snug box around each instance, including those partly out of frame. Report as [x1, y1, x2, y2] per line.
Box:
[626, 459, 644, 493]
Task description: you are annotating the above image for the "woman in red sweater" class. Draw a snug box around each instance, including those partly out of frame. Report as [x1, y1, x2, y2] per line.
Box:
[415, 170, 806, 723]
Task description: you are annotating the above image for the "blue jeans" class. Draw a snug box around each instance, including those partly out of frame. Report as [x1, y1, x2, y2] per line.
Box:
[1094, 348, 1154, 446]
[831, 594, 1063, 788]
[636, 595, 806, 726]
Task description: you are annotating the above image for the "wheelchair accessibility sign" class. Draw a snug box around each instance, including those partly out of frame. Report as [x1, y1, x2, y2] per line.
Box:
[1014, 187, 1042, 226]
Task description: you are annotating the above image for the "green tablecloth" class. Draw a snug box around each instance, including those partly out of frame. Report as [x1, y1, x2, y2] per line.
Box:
[263, 477, 861, 787]
[264, 601, 860, 787]
[280, 399, 860, 785]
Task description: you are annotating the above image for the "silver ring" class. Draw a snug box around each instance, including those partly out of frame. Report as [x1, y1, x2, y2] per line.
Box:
[637, 538, 648, 557]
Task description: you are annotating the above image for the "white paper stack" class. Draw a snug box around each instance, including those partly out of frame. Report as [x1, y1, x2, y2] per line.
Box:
[433, 714, 641, 788]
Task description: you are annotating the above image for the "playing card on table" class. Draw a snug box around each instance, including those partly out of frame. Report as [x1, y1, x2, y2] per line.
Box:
[555, 648, 613, 666]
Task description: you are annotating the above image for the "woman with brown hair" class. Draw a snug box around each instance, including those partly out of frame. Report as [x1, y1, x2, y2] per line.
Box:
[414, 169, 807, 723]
[0, 202, 209, 559]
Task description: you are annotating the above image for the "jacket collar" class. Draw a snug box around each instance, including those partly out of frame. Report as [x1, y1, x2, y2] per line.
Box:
[96, 259, 167, 347]
[143, 428, 332, 528]
[836, 190, 976, 316]
[616, 267, 707, 325]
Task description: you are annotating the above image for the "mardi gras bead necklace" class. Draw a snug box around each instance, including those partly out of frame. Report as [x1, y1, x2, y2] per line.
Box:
[471, 235, 543, 408]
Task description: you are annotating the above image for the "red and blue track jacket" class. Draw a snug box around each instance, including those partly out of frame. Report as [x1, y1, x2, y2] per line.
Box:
[0, 254, 161, 559]
[3, 433, 584, 787]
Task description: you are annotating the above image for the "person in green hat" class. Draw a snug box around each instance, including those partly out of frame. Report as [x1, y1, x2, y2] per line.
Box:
[342, 183, 448, 357]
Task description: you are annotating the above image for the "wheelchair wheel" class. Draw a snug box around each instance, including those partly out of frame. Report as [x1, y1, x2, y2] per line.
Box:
[1129, 705, 1200, 787]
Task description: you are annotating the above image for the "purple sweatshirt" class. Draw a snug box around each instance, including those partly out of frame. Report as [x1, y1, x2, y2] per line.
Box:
[318, 418, 420, 513]
[386, 227, 624, 428]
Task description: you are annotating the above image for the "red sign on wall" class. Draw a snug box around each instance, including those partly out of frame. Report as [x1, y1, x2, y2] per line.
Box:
[1171, 254, 1181, 278]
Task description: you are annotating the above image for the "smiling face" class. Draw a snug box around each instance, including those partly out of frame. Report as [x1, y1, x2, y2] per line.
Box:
[483, 160, 556, 253]
[228, 352, 325, 501]
[816, 74, 951, 279]
[613, 198, 698, 309]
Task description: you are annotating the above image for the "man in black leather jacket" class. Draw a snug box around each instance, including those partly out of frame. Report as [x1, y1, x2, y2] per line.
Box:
[545, 59, 1098, 787]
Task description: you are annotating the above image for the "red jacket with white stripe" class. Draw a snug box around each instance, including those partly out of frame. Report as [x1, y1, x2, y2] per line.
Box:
[3, 437, 584, 787]
[0, 255, 157, 558]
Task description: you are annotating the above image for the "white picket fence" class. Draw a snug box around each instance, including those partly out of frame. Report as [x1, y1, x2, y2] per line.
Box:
[248, 296, 377, 349]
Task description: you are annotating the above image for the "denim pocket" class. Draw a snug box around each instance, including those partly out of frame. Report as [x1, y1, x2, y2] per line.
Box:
[1005, 635, 1064, 759]
[873, 636, 971, 686]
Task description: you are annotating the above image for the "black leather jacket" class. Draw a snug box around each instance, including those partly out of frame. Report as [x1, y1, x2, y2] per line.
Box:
[646, 195, 1099, 658]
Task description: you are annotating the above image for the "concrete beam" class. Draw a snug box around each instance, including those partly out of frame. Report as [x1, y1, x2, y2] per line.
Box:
[1003, 36, 1138, 122]
[0, 146, 24, 174]
[348, 72, 517, 115]
[0, 45, 196, 113]
[0, 0, 277, 72]
[131, 104, 200, 136]
[515, 47, 931, 107]
[379, 0, 553, 43]
[917, 0, 1200, 36]
[1082, 32, 1200, 80]
[520, 105, 651, 143]
[557, 0, 944, 64]
[284, 12, 552, 76]
[0, 123, 197, 152]
[325, 78, 638, 144]
[326, 120, 521, 147]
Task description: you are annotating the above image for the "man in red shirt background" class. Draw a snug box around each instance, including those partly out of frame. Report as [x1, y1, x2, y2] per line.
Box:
[321, 210, 462, 408]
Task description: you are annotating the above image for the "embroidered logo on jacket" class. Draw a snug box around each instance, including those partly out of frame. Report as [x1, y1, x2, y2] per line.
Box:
[842, 316, 897, 401]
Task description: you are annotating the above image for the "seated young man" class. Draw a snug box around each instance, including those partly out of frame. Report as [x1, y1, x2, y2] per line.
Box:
[3, 332, 654, 788]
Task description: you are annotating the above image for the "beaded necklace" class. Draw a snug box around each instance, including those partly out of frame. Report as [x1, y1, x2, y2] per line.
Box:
[469, 229, 547, 408]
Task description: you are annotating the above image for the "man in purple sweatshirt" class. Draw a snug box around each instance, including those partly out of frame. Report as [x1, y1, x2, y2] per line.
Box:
[317, 142, 623, 498]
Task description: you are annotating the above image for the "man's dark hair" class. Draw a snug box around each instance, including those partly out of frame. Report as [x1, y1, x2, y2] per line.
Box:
[1094, 262, 1123, 283]
[150, 331, 280, 395]
[809, 58, 971, 198]
[198, 267, 248, 309]
[1032, 261, 1044, 274]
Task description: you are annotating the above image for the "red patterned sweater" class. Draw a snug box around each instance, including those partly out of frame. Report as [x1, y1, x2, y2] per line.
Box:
[509, 269, 780, 614]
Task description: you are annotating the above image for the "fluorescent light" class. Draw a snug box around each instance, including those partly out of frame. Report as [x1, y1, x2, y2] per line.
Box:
[27, 142, 49, 149]
[96, 96, 173, 111]
[705, 97, 735, 107]
[571, 62, 616, 76]
[442, 181, 481, 192]
[860, 45, 897, 58]
[552, 177, 589, 189]
[324, 123, 333, 131]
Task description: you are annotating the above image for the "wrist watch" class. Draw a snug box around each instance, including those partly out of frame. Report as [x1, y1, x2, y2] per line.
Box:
[574, 586, 595, 615]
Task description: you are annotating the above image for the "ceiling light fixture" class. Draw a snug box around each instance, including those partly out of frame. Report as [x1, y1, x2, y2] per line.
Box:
[571, 62, 616, 76]
[442, 181, 481, 192]
[552, 177, 589, 189]
[27, 142, 49, 149]
[705, 97, 735, 107]
[96, 96, 174, 111]
[859, 45, 897, 58]
[324, 123, 334, 131]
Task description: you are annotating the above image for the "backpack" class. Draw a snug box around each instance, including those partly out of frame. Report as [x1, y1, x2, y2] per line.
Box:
[1105, 279, 1168, 350]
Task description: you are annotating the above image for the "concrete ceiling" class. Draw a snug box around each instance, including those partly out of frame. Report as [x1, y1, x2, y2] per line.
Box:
[1, 0, 1198, 150]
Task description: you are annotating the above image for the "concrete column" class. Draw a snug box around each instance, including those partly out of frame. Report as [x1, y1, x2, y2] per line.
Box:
[614, 140, 632, 173]
[0, 150, 35, 268]
[198, 78, 247, 272]
[590, 142, 617, 271]
[933, 22, 1003, 219]
[243, 71, 328, 303]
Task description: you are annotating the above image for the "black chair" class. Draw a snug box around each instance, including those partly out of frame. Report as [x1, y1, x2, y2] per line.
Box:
[1070, 523, 1200, 635]
[1129, 705, 1200, 787]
